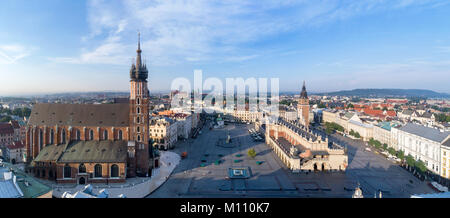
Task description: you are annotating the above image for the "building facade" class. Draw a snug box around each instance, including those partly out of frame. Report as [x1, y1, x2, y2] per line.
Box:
[4, 140, 26, 164]
[149, 117, 178, 150]
[266, 119, 348, 172]
[396, 123, 449, 175]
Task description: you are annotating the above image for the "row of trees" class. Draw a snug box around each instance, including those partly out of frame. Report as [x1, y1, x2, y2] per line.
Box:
[431, 105, 449, 113]
[434, 113, 450, 122]
[0, 116, 12, 122]
[349, 129, 361, 138]
[324, 122, 344, 134]
[368, 138, 428, 177]
[0, 107, 32, 118]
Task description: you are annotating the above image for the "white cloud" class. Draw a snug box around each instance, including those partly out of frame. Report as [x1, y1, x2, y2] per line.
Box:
[0, 44, 36, 64]
[50, 0, 448, 66]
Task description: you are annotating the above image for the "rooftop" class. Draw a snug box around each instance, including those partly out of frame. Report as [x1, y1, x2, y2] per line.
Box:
[28, 103, 130, 127]
[34, 140, 128, 163]
[1, 163, 52, 198]
[398, 123, 450, 143]
[0, 123, 14, 135]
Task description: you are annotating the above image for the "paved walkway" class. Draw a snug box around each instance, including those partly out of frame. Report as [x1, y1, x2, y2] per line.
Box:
[48, 151, 180, 198]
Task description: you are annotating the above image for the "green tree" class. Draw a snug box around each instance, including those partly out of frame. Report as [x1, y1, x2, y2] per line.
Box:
[23, 108, 30, 117]
[324, 122, 344, 134]
[387, 147, 396, 156]
[12, 108, 23, 117]
[349, 129, 360, 138]
[415, 160, 427, 175]
[396, 150, 405, 160]
[405, 155, 415, 168]
[382, 143, 388, 150]
[0, 116, 12, 122]
[247, 148, 257, 159]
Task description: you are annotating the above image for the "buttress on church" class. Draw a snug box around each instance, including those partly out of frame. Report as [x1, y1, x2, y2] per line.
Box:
[25, 35, 158, 184]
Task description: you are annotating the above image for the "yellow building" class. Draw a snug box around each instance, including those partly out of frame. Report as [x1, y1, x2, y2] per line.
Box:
[441, 137, 450, 179]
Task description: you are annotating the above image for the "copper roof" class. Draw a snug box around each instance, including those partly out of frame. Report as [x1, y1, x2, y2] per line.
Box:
[28, 103, 130, 127]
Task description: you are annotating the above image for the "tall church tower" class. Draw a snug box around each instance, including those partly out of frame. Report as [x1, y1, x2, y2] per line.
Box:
[297, 81, 310, 128]
[128, 33, 151, 177]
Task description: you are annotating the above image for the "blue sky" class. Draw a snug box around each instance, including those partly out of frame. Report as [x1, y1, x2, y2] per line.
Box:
[1, 0, 450, 96]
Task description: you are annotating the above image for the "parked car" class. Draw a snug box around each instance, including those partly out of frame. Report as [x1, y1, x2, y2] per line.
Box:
[365, 147, 371, 152]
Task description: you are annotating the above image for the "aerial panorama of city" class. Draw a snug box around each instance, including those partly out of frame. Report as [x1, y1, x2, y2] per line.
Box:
[1, 0, 450, 208]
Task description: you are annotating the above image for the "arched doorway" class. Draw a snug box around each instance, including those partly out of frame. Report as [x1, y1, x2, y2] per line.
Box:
[79, 177, 86, 185]
[11, 159, 16, 165]
[322, 163, 325, 171]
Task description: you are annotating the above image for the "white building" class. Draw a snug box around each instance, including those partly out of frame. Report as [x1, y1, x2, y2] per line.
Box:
[149, 117, 178, 150]
[172, 113, 192, 139]
[4, 141, 26, 164]
[396, 123, 450, 175]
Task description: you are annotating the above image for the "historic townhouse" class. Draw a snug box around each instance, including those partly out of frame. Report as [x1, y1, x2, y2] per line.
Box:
[149, 117, 178, 150]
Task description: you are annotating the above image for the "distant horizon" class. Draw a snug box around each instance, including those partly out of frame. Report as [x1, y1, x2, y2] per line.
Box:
[1, 87, 449, 98]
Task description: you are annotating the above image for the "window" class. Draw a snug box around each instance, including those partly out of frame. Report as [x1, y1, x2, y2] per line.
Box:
[137, 98, 140, 105]
[39, 129, 43, 150]
[94, 164, 102, 178]
[111, 164, 119, 178]
[137, 135, 141, 142]
[89, 129, 94, 140]
[137, 117, 140, 124]
[118, 130, 123, 140]
[79, 163, 86, 174]
[50, 129, 54, 145]
[76, 129, 81, 141]
[137, 107, 140, 114]
[61, 129, 66, 144]
[64, 164, 71, 178]
[137, 126, 140, 133]
[104, 130, 108, 140]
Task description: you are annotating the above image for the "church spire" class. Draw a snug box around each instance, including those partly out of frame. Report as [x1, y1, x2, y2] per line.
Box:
[138, 31, 141, 51]
[300, 80, 308, 99]
[136, 32, 142, 68]
[130, 32, 148, 81]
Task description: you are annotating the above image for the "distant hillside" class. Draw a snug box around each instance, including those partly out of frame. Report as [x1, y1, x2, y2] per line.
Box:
[318, 89, 450, 98]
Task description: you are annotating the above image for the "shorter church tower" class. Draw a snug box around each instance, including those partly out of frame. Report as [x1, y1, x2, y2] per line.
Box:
[297, 81, 310, 128]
